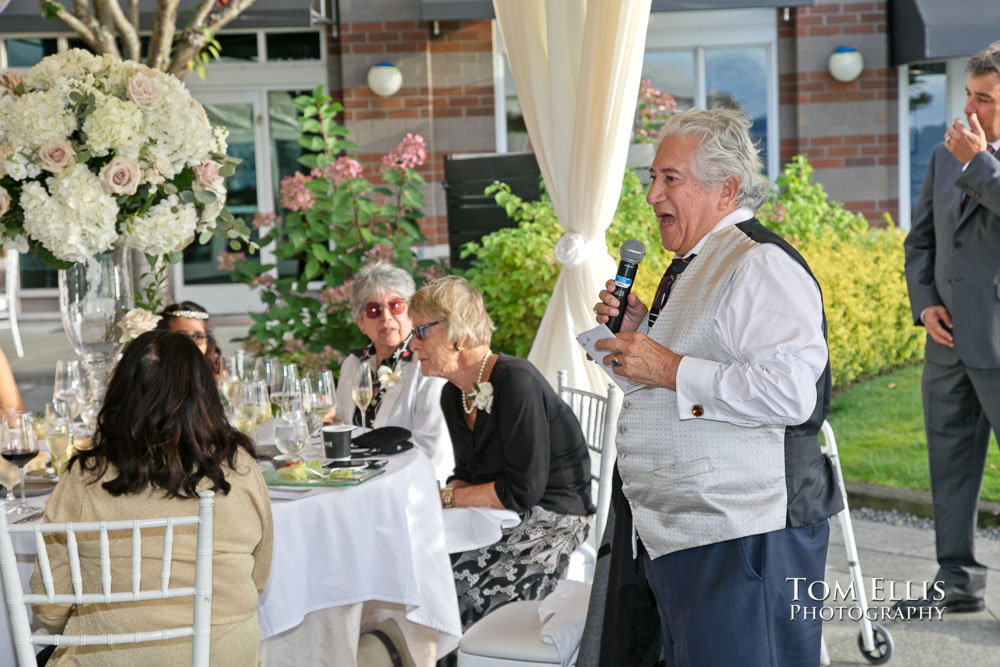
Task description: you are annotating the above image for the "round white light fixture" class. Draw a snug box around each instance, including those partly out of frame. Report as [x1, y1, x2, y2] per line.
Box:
[828, 46, 864, 83]
[367, 62, 403, 97]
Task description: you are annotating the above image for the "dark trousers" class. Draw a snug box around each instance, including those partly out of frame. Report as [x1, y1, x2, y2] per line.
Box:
[641, 520, 830, 667]
[923, 360, 1000, 598]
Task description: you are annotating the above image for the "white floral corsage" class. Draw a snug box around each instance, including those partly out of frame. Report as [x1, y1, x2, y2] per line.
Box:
[117, 307, 159, 343]
[471, 381, 493, 413]
[377, 364, 403, 388]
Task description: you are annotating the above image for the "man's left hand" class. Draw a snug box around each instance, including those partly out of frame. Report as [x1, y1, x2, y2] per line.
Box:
[594, 332, 682, 390]
[944, 114, 988, 162]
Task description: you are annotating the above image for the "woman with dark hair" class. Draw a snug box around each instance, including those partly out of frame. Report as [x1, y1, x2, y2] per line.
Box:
[157, 300, 223, 376]
[30, 330, 273, 666]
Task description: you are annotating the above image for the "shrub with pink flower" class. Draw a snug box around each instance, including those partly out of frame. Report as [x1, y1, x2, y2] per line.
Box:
[229, 86, 446, 377]
[278, 172, 315, 212]
[216, 250, 245, 271]
[251, 211, 279, 229]
[633, 78, 678, 144]
[381, 133, 427, 171]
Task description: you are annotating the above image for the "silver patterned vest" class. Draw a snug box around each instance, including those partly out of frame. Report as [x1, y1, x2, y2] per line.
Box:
[618, 223, 800, 559]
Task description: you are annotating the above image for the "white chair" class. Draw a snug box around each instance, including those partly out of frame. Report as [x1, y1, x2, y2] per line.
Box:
[557, 370, 622, 582]
[0, 251, 24, 358]
[456, 376, 622, 666]
[0, 490, 215, 667]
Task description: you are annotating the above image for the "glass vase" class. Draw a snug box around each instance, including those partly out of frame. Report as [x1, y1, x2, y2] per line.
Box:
[57, 242, 134, 397]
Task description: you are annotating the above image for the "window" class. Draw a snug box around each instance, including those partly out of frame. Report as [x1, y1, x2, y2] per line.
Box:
[3, 38, 59, 67]
[494, 9, 778, 178]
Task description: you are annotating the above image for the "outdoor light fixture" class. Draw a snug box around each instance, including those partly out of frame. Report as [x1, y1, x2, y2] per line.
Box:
[367, 62, 403, 97]
[828, 46, 864, 82]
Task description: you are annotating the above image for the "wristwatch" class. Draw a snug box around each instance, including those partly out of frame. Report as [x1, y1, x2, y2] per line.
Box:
[441, 487, 455, 509]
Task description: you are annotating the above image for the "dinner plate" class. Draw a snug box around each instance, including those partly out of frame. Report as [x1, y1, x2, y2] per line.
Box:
[19, 474, 58, 497]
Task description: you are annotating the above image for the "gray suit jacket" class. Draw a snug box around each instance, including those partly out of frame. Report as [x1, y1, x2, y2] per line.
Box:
[904, 143, 1000, 369]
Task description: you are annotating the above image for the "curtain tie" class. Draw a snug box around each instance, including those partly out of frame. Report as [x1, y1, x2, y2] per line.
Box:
[554, 233, 607, 268]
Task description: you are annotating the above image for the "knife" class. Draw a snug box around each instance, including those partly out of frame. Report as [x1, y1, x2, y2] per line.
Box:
[13, 511, 43, 524]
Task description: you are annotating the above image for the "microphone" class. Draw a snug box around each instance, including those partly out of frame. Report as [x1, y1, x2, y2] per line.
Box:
[606, 238, 646, 333]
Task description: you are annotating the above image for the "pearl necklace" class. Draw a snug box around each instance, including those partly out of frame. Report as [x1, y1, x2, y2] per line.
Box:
[463, 350, 492, 414]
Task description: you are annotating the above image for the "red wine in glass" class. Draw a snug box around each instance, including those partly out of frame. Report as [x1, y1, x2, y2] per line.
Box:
[2, 450, 39, 467]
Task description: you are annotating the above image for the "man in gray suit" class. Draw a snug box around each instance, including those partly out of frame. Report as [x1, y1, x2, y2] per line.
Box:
[902, 41, 1000, 614]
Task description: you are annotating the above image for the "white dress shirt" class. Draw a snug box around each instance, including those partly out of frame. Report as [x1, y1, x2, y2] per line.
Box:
[674, 208, 828, 427]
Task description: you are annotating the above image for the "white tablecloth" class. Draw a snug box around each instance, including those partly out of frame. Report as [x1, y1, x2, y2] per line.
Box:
[258, 449, 461, 655]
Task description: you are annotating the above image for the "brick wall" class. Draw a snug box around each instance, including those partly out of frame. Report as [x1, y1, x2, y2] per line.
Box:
[331, 19, 497, 247]
[777, 1, 899, 227]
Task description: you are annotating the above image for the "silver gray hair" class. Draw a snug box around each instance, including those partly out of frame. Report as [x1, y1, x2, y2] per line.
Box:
[350, 262, 416, 320]
[966, 41, 1000, 77]
[658, 107, 772, 210]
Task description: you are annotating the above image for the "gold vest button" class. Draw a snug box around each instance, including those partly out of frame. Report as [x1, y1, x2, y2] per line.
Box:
[691, 404, 705, 417]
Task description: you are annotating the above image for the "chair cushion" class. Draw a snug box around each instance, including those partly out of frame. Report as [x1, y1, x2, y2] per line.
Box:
[459, 600, 562, 663]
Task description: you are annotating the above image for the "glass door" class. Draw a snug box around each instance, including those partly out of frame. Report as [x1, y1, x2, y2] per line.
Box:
[173, 90, 274, 313]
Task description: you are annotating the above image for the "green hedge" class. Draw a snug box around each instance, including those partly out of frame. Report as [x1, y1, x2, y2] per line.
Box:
[461, 156, 923, 388]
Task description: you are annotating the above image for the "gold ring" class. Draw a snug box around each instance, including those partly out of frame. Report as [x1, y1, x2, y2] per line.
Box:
[945, 135, 951, 143]
[611, 355, 620, 366]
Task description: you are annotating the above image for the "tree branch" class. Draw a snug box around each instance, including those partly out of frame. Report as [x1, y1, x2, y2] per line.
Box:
[95, 0, 141, 61]
[167, 0, 259, 77]
[127, 0, 139, 31]
[147, 0, 181, 71]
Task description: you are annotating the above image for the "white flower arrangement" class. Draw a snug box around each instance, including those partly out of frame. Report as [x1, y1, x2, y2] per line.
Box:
[0, 49, 254, 306]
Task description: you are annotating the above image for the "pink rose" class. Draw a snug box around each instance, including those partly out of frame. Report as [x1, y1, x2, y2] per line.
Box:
[0, 186, 10, 219]
[38, 139, 76, 175]
[126, 72, 163, 110]
[193, 158, 223, 190]
[99, 156, 141, 196]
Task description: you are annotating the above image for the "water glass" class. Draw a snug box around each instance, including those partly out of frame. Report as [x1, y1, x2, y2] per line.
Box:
[273, 364, 300, 412]
[273, 408, 308, 461]
[253, 357, 277, 397]
[53, 359, 84, 420]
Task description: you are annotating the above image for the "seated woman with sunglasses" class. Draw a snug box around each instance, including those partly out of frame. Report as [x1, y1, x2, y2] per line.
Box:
[157, 301, 222, 377]
[334, 262, 454, 482]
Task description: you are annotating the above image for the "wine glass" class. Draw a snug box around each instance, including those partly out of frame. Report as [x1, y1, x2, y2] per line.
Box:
[45, 402, 72, 477]
[218, 359, 239, 409]
[272, 408, 308, 461]
[298, 376, 320, 436]
[273, 364, 300, 412]
[352, 364, 373, 429]
[79, 400, 101, 437]
[234, 380, 271, 438]
[253, 357, 277, 398]
[313, 370, 337, 423]
[2, 410, 40, 515]
[53, 359, 84, 422]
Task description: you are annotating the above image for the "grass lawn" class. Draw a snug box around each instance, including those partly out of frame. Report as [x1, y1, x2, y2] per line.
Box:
[828, 364, 1000, 502]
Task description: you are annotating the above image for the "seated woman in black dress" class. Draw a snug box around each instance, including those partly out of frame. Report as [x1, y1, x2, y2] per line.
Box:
[408, 275, 593, 630]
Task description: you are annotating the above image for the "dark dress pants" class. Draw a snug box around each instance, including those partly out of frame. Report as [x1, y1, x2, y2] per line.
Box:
[923, 359, 1000, 598]
[641, 520, 830, 667]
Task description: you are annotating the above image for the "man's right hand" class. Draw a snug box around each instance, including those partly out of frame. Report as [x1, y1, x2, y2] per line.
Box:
[594, 280, 648, 333]
[924, 305, 955, 347]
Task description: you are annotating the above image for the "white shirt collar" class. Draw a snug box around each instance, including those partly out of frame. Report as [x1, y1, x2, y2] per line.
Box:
[991, 139, 1000, 153]
[684, 207, 755, 259]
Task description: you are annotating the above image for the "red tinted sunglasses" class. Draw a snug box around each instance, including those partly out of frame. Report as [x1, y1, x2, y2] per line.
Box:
[364, 298, 407, 319]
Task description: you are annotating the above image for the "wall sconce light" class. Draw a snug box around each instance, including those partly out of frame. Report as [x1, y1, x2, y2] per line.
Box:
[367, 62, 403, 97]
[828, 46, 864, 82]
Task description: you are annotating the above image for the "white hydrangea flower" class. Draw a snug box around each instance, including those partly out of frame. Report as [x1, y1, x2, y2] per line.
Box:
[4, 150, 42, 181]
[211, 126, 230, 155]
[123, 195, 197, 255]
[23, 49, 104, 91]
[4, 89, 76, 150]
[20, 164, 119, 263]
[82, 95, 143, 158]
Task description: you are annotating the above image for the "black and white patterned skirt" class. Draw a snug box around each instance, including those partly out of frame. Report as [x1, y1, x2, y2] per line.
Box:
[450, 505, 591, 632]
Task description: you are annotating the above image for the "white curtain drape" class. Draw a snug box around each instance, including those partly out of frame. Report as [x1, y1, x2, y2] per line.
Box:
[492, 0, 652, 394]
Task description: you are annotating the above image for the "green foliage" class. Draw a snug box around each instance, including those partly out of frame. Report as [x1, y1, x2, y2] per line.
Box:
[757, 155, 869, 241]
[231, 85, 442, 373]
[464, 155, 922, 389]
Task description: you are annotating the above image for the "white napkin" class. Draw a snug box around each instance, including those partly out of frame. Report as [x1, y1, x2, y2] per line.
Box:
[537, 580, 592, 667]
[267, 488, 322, 501]
[442, 507, 521, 553]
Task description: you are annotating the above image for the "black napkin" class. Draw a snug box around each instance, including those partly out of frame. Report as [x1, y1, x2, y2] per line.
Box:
[352, 426, 415, 455]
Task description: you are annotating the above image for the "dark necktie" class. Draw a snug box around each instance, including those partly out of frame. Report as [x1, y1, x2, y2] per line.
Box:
[647, 254, 695, 328]
[960, 144, 996, 213]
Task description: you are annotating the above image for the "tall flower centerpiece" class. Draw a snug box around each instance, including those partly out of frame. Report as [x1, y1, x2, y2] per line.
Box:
[0, 50, 252, 387]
